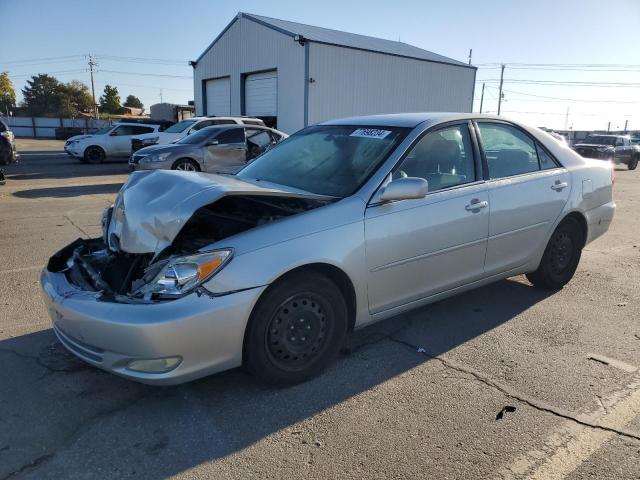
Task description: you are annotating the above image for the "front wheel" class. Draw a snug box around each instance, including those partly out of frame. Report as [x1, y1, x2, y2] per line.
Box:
[526, 217, 583, 290]
[244, 272, 348, 385]
[84, 146, 105, 164]
[628, 156, 638, 170]
[172, 158, 200, 172]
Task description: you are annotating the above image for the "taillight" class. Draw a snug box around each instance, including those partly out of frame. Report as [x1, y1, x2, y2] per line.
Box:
[611, 165, 615, 186]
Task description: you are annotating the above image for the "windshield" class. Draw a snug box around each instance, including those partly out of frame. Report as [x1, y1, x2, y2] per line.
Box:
[583, 135, 616, 146]
[175, 128, 216, 145]
[163, 119, 198, 133]
[93, 126, 112, 135]
[237, 125, 408, 197]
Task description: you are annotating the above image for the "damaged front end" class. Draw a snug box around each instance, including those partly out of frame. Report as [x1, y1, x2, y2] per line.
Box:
[46, 170, 332, 303]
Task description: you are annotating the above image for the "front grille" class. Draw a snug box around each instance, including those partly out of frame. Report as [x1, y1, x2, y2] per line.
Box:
[54, 324, 104, 363]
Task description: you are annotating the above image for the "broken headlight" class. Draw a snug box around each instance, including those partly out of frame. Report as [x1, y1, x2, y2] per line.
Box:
[134, 249, 233, 298]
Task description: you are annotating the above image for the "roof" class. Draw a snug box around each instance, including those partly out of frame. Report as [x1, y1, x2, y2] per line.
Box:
[321, 112, 502, 128]
[196, 12, 474, 69]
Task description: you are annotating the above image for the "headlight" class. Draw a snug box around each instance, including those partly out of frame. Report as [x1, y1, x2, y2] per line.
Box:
[597, 146, 613, 152]
[134, 249, 233, 298]
[144, 152, 171, 163]
[141, 136, 159, 146]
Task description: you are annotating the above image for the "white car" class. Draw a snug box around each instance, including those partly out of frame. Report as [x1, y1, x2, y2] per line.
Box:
[131, 116, 266, 150]
[65, 123, 163, 163]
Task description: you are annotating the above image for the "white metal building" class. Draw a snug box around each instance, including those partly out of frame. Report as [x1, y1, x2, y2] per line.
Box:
[192, 13, 477, 134]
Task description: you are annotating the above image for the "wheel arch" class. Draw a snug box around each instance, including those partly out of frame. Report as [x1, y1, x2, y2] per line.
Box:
[249, 262, 358, 333]
[83, 145, 105, 156]
[560, 210, 588, 248]
[171, 157, 200, 170]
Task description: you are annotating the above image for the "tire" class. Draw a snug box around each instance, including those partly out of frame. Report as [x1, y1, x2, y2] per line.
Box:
[244, 271, 348, 386]
[629, 156, 638, 170]
[0, 138, 11, 165]
[83, 146, 105, 164]
[526, 217, 583, 290]
[172, 158, 200, 172]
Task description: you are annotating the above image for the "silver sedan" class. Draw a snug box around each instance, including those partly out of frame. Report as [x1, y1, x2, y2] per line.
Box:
[41, 113, 615, 385]
[129, 124, 287, 173]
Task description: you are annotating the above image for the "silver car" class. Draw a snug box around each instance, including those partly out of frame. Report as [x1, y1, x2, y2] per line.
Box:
[129, 125, 287, 173]
[41, 113, 615, 386]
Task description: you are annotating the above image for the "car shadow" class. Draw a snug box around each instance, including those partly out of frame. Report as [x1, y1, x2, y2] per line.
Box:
[0, 277, 557, 478]
[12, 183, 123, 198]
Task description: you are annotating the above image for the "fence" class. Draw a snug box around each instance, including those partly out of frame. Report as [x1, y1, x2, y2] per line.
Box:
[1, 116, 114, 138]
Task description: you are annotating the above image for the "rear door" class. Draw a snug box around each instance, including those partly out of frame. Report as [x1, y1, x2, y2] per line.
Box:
[203, 128, 247, 173]
[475, 121, 570, 275]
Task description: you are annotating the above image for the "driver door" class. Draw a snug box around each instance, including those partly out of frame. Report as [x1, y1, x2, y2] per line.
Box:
[364, 122, 489, 315]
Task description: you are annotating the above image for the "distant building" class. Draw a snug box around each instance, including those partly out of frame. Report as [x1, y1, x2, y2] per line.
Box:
[150, 103, 195, 122]
[191, 12, 477, 133]
[118, 106, 144, 116]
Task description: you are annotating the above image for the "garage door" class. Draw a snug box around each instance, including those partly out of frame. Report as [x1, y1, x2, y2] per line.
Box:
[205, 77, 230, 116]
[244, 71, 277, 117]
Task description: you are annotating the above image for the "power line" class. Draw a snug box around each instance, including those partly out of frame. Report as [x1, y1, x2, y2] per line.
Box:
[8, 69, 87, 79]
[96, 55, 188, 66]
[486, 86, 640, 104]
[0, 55, 86, 66]
[98, 69, 192, 79]
[475, 62, 640, 68]
[477, 79, 640, 87]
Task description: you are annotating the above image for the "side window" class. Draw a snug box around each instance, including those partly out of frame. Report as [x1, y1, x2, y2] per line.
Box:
[216, 128, 245, 144]
[394, 124, 475, 192]
[112, 125, 134, 136]
[535, 144, 559, 170]
[192, 120, 215, 131]
[478, 123, 539, 179]
[132, 126, 154, 135]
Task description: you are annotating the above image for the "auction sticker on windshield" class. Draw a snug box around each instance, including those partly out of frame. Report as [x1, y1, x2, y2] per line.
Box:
[350, 128, 391, 139]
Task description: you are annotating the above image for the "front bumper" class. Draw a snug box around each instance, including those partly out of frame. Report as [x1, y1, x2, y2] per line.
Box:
[40, 260, 265, 385]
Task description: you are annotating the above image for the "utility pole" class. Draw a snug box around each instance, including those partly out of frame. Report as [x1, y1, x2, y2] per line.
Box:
[479, 83, 485, 113]
[468, 49, 472, 65]
[607, 121, 611, 132]
[624, 119, 628, 133]
[497, 64, 505, 115]
[88, 55, 98, 119]
[159, 89, 163, 103]
[564, 106, 569, 130]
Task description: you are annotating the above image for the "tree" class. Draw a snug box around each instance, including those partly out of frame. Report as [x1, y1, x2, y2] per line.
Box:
[21, 74, 63, 116]
[123, 94, 143, 110]
[99, 85, 121, 114]
[0, 72, 16, 115]
[59, 80, 94, 116]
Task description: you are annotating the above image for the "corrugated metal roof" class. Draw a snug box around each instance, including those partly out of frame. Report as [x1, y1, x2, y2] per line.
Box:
[195, 12, 473, 69]
[244, 13, 471, 67]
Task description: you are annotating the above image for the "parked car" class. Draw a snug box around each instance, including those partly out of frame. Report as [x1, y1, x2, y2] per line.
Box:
[65, 123, 163, 163]
[131, 116, 266, 152]
[41, 113, 614, 386]
[129, 125, 287, 173]
[573, 134, 638, 170]
[0, 119, 18, 165]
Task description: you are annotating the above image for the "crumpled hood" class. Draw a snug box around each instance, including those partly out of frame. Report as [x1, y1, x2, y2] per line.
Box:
[107, 170, 330, 255]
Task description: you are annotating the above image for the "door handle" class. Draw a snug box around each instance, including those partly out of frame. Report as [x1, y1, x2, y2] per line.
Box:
[551, 181, 568, 191]
[465, 199, 488, 211]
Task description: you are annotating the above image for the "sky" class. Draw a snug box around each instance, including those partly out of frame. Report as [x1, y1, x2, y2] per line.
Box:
[2, 0, 639, 130]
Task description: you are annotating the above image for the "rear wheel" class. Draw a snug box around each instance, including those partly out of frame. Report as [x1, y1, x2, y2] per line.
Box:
[84, 146, 105, 164]
[526, 217, 583, 290]
[629, 156, 638, 170]
[172, 158, 200, 172]
[244, 271, 348, 385]
[0, 138, 11, 165]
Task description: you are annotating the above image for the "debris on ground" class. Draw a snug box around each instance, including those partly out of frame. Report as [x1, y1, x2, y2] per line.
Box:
[496, 405, 517, 420]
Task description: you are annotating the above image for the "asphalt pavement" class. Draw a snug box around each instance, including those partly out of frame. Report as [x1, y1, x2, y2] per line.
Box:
[1, 138, 639, 479]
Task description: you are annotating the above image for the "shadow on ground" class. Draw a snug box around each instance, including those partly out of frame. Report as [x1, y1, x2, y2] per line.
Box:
[12, 183, 123, 198]
[0, 278, 555, 479]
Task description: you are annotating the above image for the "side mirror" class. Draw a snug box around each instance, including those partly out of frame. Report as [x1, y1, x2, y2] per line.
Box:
[109, 131, 117, 136]
[205, 139, 219, 146]
[379, 177, 429, 202]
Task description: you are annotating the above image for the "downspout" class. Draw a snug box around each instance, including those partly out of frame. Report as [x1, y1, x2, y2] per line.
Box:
[304, 42, 310, 127]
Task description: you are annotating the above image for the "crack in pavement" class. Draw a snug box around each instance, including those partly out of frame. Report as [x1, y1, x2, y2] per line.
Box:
[63, 215, 90, 238]
[0, 391, 153, 480]
[386, 335, 640, 443]
[0, 347, 90, 375]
